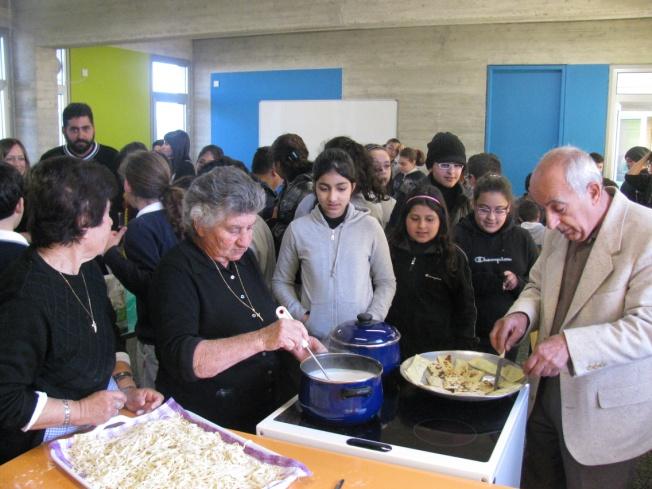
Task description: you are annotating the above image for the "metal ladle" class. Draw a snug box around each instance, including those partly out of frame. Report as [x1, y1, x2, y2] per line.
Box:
[275, 306, 331, 381]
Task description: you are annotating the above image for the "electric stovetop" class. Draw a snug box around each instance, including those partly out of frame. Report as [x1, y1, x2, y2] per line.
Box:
[270, 376, 517, 463]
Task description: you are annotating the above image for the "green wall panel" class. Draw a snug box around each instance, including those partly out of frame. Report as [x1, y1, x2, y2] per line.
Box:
[69, 46, 150, 151]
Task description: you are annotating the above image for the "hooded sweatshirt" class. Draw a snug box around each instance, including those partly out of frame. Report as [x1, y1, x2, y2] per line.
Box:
[454, 213, 539, 346]
[272, 203, 396, 339]
[386, 238, 477, 360]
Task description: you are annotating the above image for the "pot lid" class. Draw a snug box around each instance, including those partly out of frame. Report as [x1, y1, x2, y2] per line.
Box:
[330, 313, 400, 346]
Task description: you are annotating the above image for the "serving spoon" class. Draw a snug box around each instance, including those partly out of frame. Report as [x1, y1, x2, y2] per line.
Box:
[275, 306, 331, 381]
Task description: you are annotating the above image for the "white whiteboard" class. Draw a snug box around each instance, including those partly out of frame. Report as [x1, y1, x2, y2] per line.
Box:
[259, 99, 397, 159]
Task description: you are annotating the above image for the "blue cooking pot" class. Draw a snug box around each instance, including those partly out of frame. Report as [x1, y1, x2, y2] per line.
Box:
[299, 353, 383, 425]
[329, 313, 401, 375]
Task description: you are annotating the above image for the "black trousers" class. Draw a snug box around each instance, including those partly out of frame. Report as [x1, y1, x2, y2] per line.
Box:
[521, 376, 640, 489]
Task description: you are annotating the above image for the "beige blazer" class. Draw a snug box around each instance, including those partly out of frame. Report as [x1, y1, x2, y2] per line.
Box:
[508, 190, 652, 465]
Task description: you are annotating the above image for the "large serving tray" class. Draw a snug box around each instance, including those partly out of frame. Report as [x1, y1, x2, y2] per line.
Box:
[49, 398, 311, 489]
[400, 350, 528, 401]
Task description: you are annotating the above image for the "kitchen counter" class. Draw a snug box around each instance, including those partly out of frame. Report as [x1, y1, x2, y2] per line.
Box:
[0, 428, 507, 488]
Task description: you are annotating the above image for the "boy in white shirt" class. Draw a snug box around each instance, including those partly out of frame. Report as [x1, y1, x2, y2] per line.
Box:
[0, 162, 28, 272]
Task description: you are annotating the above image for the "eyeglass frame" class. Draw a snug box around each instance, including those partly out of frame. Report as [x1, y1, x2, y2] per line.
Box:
[435, 162, 465, 170]
[475, 205, 510, 217]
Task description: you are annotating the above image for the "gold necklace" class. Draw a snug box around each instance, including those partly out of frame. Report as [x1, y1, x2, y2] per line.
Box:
[208, 256, 264, 322]
[58, 271, 97, 333]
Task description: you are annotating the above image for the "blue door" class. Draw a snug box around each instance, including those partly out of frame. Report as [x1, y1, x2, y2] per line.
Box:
[486, 64, 609, 196]
[486, 66, 564, 196]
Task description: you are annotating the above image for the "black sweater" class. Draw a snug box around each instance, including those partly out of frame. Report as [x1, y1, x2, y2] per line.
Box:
[0, 248, 116, 463]
[104, 209, 179, 344]
[454, 214, 539, 350]
[150, 240, 286, 433]
[385, 239, 477, 360]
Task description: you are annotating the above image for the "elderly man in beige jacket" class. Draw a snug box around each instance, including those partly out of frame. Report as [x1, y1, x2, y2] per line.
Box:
[491, 146, 652, 489]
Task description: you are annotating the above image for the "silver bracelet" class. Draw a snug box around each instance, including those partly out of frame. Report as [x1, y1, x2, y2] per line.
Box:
[62, 399, 71, 428]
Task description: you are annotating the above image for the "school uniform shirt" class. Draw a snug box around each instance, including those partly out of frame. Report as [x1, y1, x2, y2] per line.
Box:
[0, 230, 28, 274]
[272, 203, 396, 340]
[385, 239, 477, 360]
[104, 203, 179, 345]
[455, 214, 539, 346]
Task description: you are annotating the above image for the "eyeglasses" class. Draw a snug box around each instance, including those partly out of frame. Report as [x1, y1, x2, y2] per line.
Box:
[436, 162, 464, 170]
[476, 205, 509, 216]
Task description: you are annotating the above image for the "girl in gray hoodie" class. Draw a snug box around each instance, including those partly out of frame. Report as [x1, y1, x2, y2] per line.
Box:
[272, 148, 396, 340]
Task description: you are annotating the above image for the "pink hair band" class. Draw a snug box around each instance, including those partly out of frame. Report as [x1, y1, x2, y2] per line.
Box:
[406, 195, 441, 206]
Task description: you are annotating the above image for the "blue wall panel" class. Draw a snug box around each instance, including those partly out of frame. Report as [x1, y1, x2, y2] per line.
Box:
[562, 64, 609, 154]
[486, 66, 564, 196]
[210, 68, 342, 165]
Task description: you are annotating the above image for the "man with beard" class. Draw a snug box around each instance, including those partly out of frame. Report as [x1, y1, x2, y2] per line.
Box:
[41, 103, 121, 226]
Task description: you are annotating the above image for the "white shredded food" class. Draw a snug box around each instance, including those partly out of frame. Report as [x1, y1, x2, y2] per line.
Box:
[67, 414, 286, 489]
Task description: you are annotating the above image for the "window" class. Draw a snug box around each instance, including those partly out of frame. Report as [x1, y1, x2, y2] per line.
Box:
[606, 67, 652, 183]
[56, 48, 69, 145]
[0, 30, 12, 139]
[151, 56, 189, 142]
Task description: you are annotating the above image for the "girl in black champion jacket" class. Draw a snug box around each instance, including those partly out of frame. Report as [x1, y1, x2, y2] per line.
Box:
[455, 174, 538, 358]
[386, 185, 477, 361]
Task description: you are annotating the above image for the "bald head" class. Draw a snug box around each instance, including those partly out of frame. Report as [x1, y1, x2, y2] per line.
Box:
[530, 146, 610, 242]
[532, 147, 602, 195]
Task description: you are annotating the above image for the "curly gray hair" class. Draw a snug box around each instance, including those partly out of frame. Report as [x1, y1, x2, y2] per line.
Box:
[183, 166, 265, 236]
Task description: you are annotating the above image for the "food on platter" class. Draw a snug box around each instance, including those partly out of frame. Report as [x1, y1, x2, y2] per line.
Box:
[66, 414, 287, 489]
[403, 353, 525, 397]
[468, 357, 525, 384]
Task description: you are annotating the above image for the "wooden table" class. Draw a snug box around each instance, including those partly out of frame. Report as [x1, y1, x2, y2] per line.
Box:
[0, 430, 507, 488]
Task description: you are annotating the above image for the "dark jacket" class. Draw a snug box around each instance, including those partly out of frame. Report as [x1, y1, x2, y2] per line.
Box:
[391, 170, 426, 200]
[104, 209, 179, 344]
[454, 214, 538, 351]
[387, 173, 472, 231]
[171, 159, 196, 182]
[271, 172, 313, 251]
[252, 175, 278, 222]
[0, 240, 27, 275]
[624, 173, 652, 208]
[385, 239, 477, 360]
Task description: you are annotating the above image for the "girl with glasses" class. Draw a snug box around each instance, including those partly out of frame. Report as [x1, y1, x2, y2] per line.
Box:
[455, 174, 538, 358]
[385, 185, 477, 360]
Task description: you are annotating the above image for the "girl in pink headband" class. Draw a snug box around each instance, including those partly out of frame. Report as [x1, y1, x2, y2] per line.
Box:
[385, 185, 478, 359]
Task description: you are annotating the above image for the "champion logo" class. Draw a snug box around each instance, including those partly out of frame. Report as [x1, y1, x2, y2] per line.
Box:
[474, 256, 513, 264]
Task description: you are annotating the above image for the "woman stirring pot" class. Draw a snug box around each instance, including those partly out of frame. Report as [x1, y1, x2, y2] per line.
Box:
[151, 166, 324, 433]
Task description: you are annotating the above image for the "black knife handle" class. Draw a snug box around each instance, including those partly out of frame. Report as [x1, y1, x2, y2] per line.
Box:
[346, 437, 392, 452]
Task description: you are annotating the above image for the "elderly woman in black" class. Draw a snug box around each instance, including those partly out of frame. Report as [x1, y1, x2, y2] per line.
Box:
[151, 166, 324, 433]
[0, 157, 163, 464]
